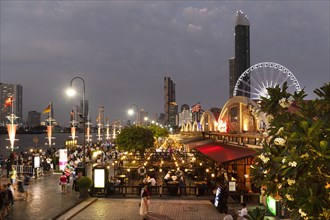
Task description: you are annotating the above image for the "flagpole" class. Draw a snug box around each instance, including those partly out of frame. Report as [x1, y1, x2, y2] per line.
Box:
[6, 95, 18, 151]
[86, 113, 92, 144]
[48, 102, 52, 147]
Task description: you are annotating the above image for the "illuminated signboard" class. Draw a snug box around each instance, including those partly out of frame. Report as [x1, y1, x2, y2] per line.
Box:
[59, 149, 68, 171]
[266, 196, 277, 215]
[34, 155, 40, 168]
[94, 168, 105, 188]
[229, 181, 236, 192]
[218, 120, 227, 133]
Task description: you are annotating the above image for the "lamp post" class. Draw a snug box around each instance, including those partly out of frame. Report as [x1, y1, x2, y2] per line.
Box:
[66, 76, 86, 176]
[144, 116, 149, 126]
[127, 104, 139, 125]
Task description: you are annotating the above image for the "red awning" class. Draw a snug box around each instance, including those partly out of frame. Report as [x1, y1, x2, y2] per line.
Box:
[194, 142, 257, 163]
[186, 139, 215, 149]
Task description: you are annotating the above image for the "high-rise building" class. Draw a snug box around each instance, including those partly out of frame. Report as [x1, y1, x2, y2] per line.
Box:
[80, 99, 89, 120]
[164, 77, 177, 126]
[169, 102, 178, 126]
[98, 106, 105, 125]
[0, 83, 23, 125]
[233, 10, 250, 98]
[26, 111, 41, 128]
[228, 57, 236, 98]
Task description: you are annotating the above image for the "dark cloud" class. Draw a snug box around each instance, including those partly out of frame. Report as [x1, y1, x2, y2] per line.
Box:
[1, 1, 329, 125]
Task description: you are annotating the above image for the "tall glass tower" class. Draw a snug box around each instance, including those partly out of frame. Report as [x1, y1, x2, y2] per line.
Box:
[164, 77, 177, 126]
[234, 10, 250, 98]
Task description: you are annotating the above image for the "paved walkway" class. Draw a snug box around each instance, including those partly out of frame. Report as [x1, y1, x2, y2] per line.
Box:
[0, 173, 280, 220]
[1, 172, 84, 220]
[65, 198, 281, 220]
[67, 198, 225, 220]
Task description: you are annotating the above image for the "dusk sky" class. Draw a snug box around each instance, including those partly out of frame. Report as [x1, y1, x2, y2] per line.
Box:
[1, 1, 329, 126]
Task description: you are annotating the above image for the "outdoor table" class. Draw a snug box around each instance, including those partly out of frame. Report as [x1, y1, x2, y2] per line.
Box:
[117, 175, 126, 184]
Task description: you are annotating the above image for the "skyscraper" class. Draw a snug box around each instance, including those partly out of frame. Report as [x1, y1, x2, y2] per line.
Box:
[98, 105, 105, 125]
[228, 57, 236, 98]
[80, 99, 89, 121]
[0, 83, 23, 125]
[231, 10, 250, 98]
[164, 77, 177, 126]
[26, 111, 41, 128]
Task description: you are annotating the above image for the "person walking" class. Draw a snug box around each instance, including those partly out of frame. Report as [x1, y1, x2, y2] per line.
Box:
[59, 172, 67, 194]
[65, 165, 72, 184]
[139, 185, 150, 220]
[6, 183, 14, 207]
[23, 174, 31, 200]
[9, 166, 17, 188]
[1, 184, 11, 218]
[17, 175, 26, 200]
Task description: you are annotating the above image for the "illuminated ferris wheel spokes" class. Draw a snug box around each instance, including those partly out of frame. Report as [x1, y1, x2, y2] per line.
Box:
[233, 62, 301, 99]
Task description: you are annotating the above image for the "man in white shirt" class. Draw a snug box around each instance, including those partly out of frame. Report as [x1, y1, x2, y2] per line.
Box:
[164, 171, 171, 183]
[148, 177, 157, 186]
[237, 203, 248, 220]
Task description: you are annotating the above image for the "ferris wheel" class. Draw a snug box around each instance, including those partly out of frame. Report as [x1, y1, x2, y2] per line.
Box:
[233, 62, 301, 99]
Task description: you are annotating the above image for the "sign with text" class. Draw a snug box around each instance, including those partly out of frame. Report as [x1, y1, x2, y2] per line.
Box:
[229, 181, 236, 192]
[59, 149, 68, 171]
[94, 168, 105, 188]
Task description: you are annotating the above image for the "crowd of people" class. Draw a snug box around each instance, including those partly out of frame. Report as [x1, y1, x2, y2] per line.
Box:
[0, 165, 31, 219]
[0, 140, 256, 219]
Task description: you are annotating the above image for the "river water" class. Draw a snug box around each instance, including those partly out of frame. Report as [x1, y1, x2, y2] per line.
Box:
[0, 133, 85, 158]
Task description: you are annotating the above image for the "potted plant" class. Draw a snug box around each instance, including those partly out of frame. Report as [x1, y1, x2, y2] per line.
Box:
[247, 207, 269, 220]
[76, 176, 93, 198]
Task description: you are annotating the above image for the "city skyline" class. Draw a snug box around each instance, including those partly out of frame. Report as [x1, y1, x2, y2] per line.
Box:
[1, 1, 329, 125]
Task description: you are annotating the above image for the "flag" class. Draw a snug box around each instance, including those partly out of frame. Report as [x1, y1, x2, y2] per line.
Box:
[191, 102, 201, 113]
[43, 104, 51, 114]
[4, 96, 13, 108]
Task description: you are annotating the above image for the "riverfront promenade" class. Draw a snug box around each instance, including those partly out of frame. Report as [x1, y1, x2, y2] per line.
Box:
[0, 172, 227, 220]
[1, 172, 84, 220]
[0, 173, 278, 220]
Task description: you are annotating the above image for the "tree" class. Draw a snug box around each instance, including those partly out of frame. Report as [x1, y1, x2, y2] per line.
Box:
[250, 82, 330, 219]
[115, 126, 154, 156]
[148, 124, 169, 139]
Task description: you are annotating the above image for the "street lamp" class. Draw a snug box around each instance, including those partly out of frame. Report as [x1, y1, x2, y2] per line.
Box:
[127, 104, 139, 125]
[144, 116, 149, 126]
[66, 76, 86, 176]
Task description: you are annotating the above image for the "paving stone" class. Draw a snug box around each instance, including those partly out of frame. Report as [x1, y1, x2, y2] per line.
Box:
[70, 198, 225, 220]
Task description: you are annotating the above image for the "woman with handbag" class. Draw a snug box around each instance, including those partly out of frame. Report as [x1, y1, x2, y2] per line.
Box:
[139, 185, 150, 219]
